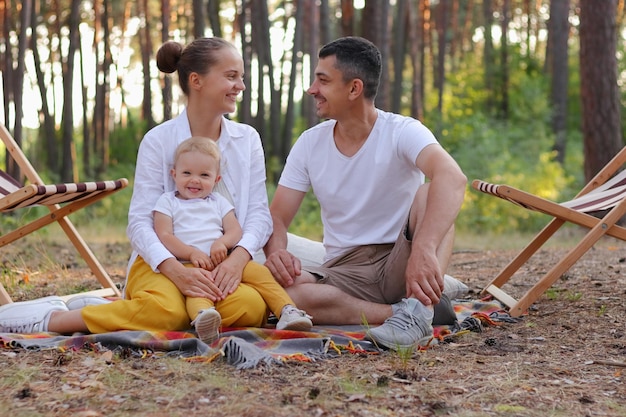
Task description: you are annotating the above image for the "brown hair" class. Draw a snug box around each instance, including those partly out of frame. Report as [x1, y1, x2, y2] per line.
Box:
[156, 37, 236, 95]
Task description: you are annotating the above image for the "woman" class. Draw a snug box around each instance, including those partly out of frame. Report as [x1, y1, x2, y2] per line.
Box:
[0, 37, 271, 336]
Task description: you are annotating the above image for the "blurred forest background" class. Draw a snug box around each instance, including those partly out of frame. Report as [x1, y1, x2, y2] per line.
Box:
[1, 0, 625, 242]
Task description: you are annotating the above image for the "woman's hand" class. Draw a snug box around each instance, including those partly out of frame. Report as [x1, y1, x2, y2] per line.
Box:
[211, 246, 250, 299]
[158, 257, 222, 300]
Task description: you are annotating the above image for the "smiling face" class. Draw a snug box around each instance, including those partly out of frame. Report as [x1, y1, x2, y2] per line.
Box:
[194, 46, 246, 115]
[171, 151, 221, 200]
[306, 56, 352, 120]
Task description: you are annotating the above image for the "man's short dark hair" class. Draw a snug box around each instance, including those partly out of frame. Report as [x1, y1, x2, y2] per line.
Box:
[319, 36, 381, 101]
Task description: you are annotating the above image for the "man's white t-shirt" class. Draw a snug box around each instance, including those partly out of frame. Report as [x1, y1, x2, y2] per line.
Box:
[153, 191, 234, 259]
[279, 109, 438, 261]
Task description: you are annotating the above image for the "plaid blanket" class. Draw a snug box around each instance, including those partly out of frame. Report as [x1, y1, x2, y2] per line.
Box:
[0, 299, 517, 369]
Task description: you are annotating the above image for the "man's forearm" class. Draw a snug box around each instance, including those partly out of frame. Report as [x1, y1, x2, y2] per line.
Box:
[414, 172, 466, 252]
[263, 217, 289, 256]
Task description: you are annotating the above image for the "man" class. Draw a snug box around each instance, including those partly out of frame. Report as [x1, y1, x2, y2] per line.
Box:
[263, 37, 467, 350]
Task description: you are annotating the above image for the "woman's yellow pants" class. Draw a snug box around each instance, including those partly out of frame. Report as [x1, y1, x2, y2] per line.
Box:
[81, 256, 267, 333]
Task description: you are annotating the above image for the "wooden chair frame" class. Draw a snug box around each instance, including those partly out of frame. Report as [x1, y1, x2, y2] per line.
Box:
[471, 147, 626, 317]
[1, 124, 127, 304]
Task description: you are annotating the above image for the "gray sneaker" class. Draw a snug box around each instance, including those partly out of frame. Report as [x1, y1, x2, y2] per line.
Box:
[366, 298, 433, 350]
[0, 296, 68, 333]
[192, 308, 221, 345]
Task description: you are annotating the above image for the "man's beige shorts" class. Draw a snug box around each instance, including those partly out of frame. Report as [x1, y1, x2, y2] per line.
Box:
[303, 227, 410, 304]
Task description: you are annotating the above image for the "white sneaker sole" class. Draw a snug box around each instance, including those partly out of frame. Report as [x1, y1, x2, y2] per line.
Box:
[277, 317, 313, 331]
[365, 327, 434, 351]
[194, 310, 221, 345]
[65, 295, 112, 310]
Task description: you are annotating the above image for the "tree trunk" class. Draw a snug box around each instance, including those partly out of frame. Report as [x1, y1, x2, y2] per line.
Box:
[249, 0, 273, 144]
[378, 1, 390, 111]
[362, 1, 390, 110]
[278, 0, 305, 183]
[435, 0, 448, 120]
[89, 0, 113, 175]
[79, 28, 91, 176]
[318, 0, 330, 46]
[2, 1, 17, 179]
[548, 0, 570, 164]
[92, 0, 104, 175]
[96, 0, 112, 175]
[238, 1, 253, 126]
[304, 0, 320, 129]
[162, 0, 173, 121]
[483, 0, 495, 113]
[499, 0, 510, 118]
[523, 0, 532, 62]
[340, 0, 354, 37]
[60, 0, 80, 182]
[207, 0, 222, 38]
[391, 0, 407, 114]
[262, 0, 280, 155]
[579, 0, 623, 181]
[8, 0, 30, 181]
[408, 0, 424, 120]
[139, 0, 155, 131]
[461, 0, 475, 57]
[29, 1, 58, 174]
[193, 0, 205, 38]
[449, 0, 459, 70]
[116, 1, 132, 128]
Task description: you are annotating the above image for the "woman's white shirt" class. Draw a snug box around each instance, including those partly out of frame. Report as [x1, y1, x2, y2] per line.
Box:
[127, 109, 272, 272]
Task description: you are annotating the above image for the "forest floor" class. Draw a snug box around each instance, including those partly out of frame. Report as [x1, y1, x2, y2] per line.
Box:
[0, 232, 625, 416]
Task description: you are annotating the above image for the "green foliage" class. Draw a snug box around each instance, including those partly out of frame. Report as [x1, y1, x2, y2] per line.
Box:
[109, 117, 145, 165]
[266, 183, 322, 240]
[265, 154, 285, 186]
[440, 58, 584, 234]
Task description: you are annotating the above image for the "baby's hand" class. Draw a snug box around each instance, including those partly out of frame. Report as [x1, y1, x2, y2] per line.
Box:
[210, 242, 228, 266]
[190, 249, 214, 270]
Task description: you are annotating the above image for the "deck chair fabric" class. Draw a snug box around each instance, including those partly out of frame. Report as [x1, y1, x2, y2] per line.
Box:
[1, 123, 128, 305]
[471, 146, 626, 317]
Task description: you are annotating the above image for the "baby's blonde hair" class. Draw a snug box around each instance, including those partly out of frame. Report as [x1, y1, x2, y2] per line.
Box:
[174, 136, 221, 171]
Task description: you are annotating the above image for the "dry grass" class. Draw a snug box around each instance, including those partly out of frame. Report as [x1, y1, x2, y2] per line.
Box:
[1, 232, 625, 416]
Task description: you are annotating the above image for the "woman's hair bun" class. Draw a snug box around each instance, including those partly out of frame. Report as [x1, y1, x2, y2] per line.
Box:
[156, 41, 183, 74]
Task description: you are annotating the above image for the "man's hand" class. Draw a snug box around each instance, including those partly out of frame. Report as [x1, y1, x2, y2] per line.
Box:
[264, 249, 301, 287]
[405, 249, 444, 306]
[159, 257, 222, 300]
[264, 185, 307, 287]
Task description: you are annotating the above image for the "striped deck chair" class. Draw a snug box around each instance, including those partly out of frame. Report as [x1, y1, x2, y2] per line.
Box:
[471, 146, 626, 317]
[1, 123, 128, 305]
